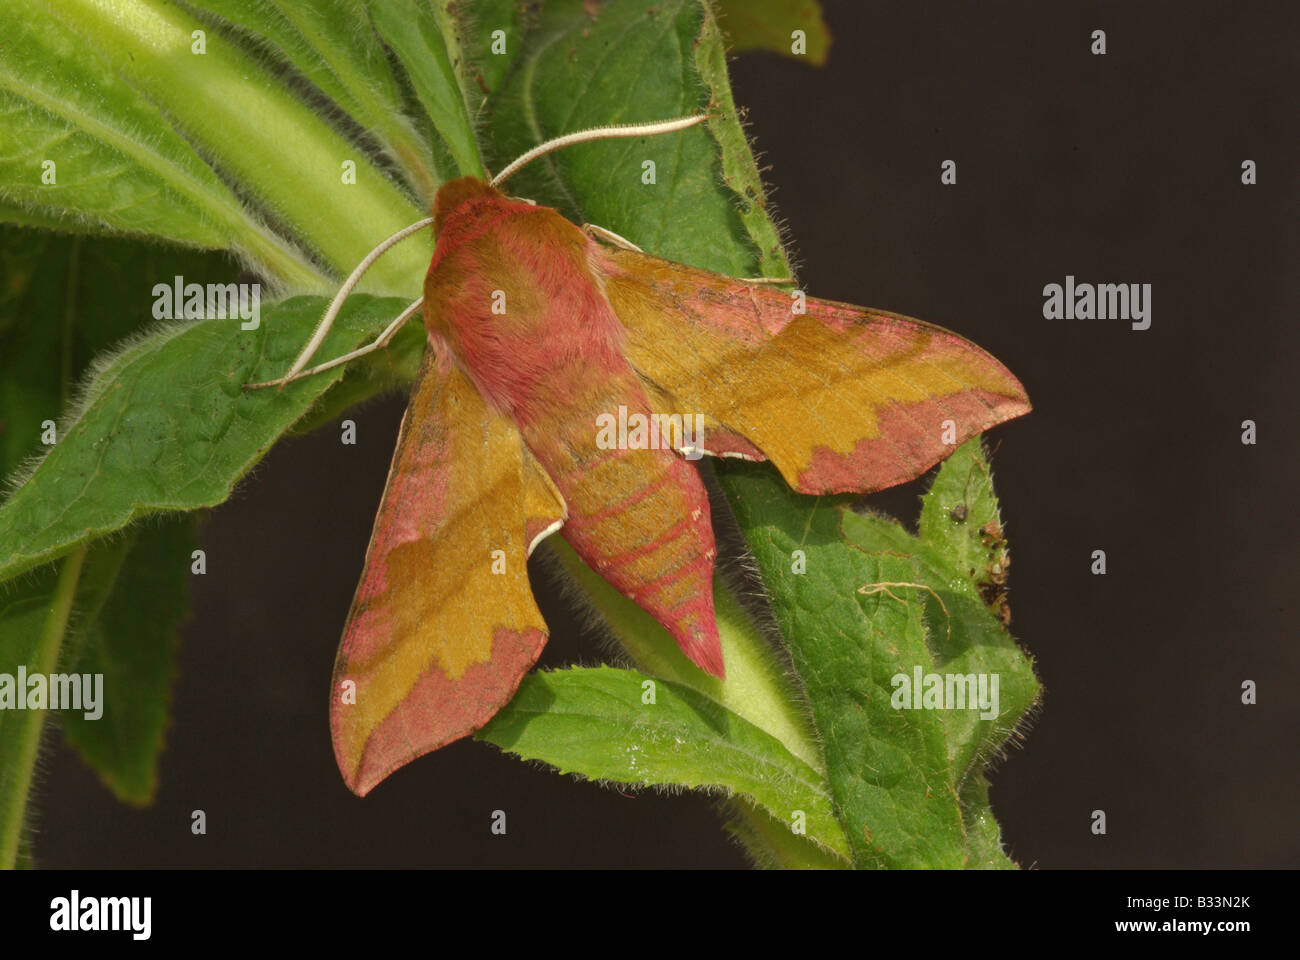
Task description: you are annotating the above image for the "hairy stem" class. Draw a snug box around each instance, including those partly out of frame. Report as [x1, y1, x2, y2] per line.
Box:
[0, 545, 86, 869]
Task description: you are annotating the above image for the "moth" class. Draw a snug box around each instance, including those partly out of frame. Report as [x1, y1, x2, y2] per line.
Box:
[249, 115, 1030, 795]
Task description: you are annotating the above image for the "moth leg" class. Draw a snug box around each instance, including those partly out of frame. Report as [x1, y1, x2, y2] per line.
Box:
[583, 223, 643, 252]
[738, 275, 795, 285]
[244, 297, 424, 389]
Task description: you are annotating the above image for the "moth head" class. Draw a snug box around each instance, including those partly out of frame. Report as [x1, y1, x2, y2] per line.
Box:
[433, 177, 504, 236]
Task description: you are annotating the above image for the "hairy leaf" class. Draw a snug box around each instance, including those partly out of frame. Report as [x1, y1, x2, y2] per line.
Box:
[718, 441, 1039, 868]
[0, 294, 414, 584]
[483, 0, 783, 277]
[478, 665, 850, 860]
[59, 518, 193, 805]
[367, 0, 483, 181]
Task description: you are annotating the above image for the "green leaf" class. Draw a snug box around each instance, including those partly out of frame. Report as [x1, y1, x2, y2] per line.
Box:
[0, 199, 115, 237]
[477, 665, 850, 861]
[842, 445, 1039, 786]
[456, 0, 528, 105]
[0, 293, 414, 585]
[0, 230, 228, 811]
[0, 546, 86, 868]
[0, 566, 56, 866]
[59, 517, 192, 805]
[366, 0, 484, 180]
[483, 0, 784, 277]
[724, 798, 851, 869]
[718, 466, 968, 868]
[544, 537, 825, 776]
[714, 0, 831, 66]
[0, 519, 192, 814]
[0, 229, 238, 478]
[918, 437, 1014, 626]
[691, 2, 792, 278]
[957, 770, 1017, 870]
[717, 441, 1039, 868]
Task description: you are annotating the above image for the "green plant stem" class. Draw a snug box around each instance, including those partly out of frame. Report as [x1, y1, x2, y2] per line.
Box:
[0, 545, 86, 870]
[43, 0, 429, 289]
[0, 17, 326, 288]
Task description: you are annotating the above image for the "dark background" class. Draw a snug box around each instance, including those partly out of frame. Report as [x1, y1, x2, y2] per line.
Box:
[32, 1, 1298, 867]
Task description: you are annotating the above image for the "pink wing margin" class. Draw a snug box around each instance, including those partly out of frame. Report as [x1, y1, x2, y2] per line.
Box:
[330, 349, 565, 795]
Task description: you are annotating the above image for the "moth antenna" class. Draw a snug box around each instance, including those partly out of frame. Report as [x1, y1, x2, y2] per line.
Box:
[490, 114, 712, 188]
[272, 216, 434, 388]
